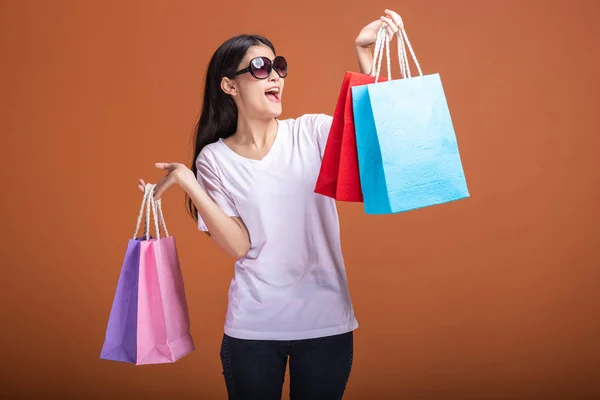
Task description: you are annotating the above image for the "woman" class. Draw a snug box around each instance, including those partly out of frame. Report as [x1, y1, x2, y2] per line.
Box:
[139, 9, 403, 399]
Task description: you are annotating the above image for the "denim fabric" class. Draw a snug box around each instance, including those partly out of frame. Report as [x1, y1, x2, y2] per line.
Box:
[220, 331, 354, 399]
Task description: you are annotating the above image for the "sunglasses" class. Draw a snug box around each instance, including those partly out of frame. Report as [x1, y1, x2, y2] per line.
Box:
[231, 56, 288, 79]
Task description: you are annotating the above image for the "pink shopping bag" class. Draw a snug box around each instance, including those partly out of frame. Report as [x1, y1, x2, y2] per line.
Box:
[136, 184, 194, 365]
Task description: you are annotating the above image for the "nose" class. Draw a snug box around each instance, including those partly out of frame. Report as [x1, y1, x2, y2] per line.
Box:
[268, 67, 280, 82]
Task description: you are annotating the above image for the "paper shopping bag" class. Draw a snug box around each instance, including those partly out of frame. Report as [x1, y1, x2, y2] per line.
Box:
[99, 237, 142, 363]
[136, 230, 194, 364]
[315, 72, 386, 202]
[353, 23, 470, 214]
[100, 184, 194, 365]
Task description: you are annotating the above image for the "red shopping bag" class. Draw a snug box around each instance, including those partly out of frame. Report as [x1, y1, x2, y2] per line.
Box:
[315, 71, 387, 202]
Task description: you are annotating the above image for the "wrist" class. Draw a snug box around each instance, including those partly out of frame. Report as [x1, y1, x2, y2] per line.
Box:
[355, 44, 373, 75]
[355, 43, 371, 53]
[179, 169, 197, 192]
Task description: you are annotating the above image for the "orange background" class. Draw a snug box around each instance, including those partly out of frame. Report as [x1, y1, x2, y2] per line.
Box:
[2, 0, 599, 398]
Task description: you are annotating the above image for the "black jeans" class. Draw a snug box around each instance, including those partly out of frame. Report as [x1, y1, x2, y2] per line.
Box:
[220, 331, 354, 400]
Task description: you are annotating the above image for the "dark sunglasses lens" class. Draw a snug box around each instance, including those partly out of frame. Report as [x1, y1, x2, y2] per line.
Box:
[251, 57, 272, 79]
[273, 56, 288, 77]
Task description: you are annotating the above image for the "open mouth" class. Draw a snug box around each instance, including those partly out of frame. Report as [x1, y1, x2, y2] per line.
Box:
[265, 87, 281, 102]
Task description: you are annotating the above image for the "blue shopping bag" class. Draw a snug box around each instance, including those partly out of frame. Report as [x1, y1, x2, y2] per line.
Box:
[353, 23, 469, 214]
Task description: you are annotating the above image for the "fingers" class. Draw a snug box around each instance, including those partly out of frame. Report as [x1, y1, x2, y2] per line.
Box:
[153, 180, 172, 201]
[153, 179, 162, 200]
[384, 9, 404, 29]
[380, 16, 398, 39]
[155, 162, 173, 170]
[138, 178, 146, 193]
[137, 179, 164, 200]
[139, 162, 178, 198]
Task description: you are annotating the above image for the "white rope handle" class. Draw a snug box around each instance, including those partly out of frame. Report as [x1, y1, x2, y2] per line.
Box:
[397, 26, 423, 78]
[369, 25, 385, 76]
[149, 184, 171, 240]
[133, 184, 152, 239]
[397, 26, 408, 78]
[369, 20, 423, 81]
[371, 24, 391, 83]
[132, 183, 171, 240]
[149, 185, 161, 240]
[156, 199, 170, 237]
[144, 184, 153, 240]
[135, 183, 170, 241]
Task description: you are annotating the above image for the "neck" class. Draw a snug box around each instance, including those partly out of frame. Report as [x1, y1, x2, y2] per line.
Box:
[234, 115, 278, 148]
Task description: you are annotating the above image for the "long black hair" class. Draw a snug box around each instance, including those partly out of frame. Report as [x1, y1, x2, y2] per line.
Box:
[186, 34, 276, 222]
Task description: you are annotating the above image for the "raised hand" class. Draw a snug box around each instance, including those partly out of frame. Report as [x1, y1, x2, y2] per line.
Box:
[355, 9, 404, 49]
[137, 162, 195, 200]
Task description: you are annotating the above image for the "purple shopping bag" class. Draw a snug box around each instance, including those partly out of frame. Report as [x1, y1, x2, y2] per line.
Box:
[99, 237, 142, 363]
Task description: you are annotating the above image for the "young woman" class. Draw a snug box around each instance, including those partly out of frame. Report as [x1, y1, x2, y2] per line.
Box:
[138, 9, 403, 400]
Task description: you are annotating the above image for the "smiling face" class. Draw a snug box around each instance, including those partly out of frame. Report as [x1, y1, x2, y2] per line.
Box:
[221, 44, 285, 120]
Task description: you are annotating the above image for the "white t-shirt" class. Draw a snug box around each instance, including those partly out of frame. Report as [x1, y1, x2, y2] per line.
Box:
[195, 113, 358, 340]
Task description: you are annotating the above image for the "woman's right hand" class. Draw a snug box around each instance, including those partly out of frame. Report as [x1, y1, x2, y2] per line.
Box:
[138, 162, 250, 259]
[137, 162, 195, 200]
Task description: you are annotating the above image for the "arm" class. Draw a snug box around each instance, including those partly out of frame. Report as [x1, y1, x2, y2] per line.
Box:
[180, 175, 250, 259]
[355, 45, 373, 75]
[146, 161, 250, 260]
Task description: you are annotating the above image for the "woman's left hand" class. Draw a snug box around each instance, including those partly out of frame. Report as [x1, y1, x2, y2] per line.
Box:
[355, 9, 404, 49]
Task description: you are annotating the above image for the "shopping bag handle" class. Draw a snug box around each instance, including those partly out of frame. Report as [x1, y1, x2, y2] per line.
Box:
[370, 20, 423, 83]
[369, 24, 391, 82]
[132, 183, 170, 240]
[146, 184, 170, 240]
[396, 23, 423, 79]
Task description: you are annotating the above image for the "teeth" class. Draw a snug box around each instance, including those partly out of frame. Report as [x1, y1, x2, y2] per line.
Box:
[266, 88, 280, 94]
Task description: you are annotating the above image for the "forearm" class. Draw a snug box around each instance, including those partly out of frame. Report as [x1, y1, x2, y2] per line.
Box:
[181, 175, 250, 259]
[355, 45, 373, 75]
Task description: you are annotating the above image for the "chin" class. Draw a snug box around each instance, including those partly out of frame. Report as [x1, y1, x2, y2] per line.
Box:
[249, 99, 283, 119]
[265, 104, 283, 119]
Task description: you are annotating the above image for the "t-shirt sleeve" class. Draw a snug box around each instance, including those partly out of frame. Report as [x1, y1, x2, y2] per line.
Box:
[195, 148, 239, 231]
[298, 113, 333, 159]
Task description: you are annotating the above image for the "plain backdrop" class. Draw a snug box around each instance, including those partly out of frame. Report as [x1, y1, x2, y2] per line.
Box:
[1, 0, 599, 398]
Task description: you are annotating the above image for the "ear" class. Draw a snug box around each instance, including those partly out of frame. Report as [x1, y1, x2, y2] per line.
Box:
[221, 76, 237, 96]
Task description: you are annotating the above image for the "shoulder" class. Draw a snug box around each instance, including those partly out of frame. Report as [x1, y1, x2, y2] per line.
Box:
[280, 114, 333, 143]
[196, 141, 222, 167]
[281, 113, 333, 131]
[195, 141, 229, 180]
